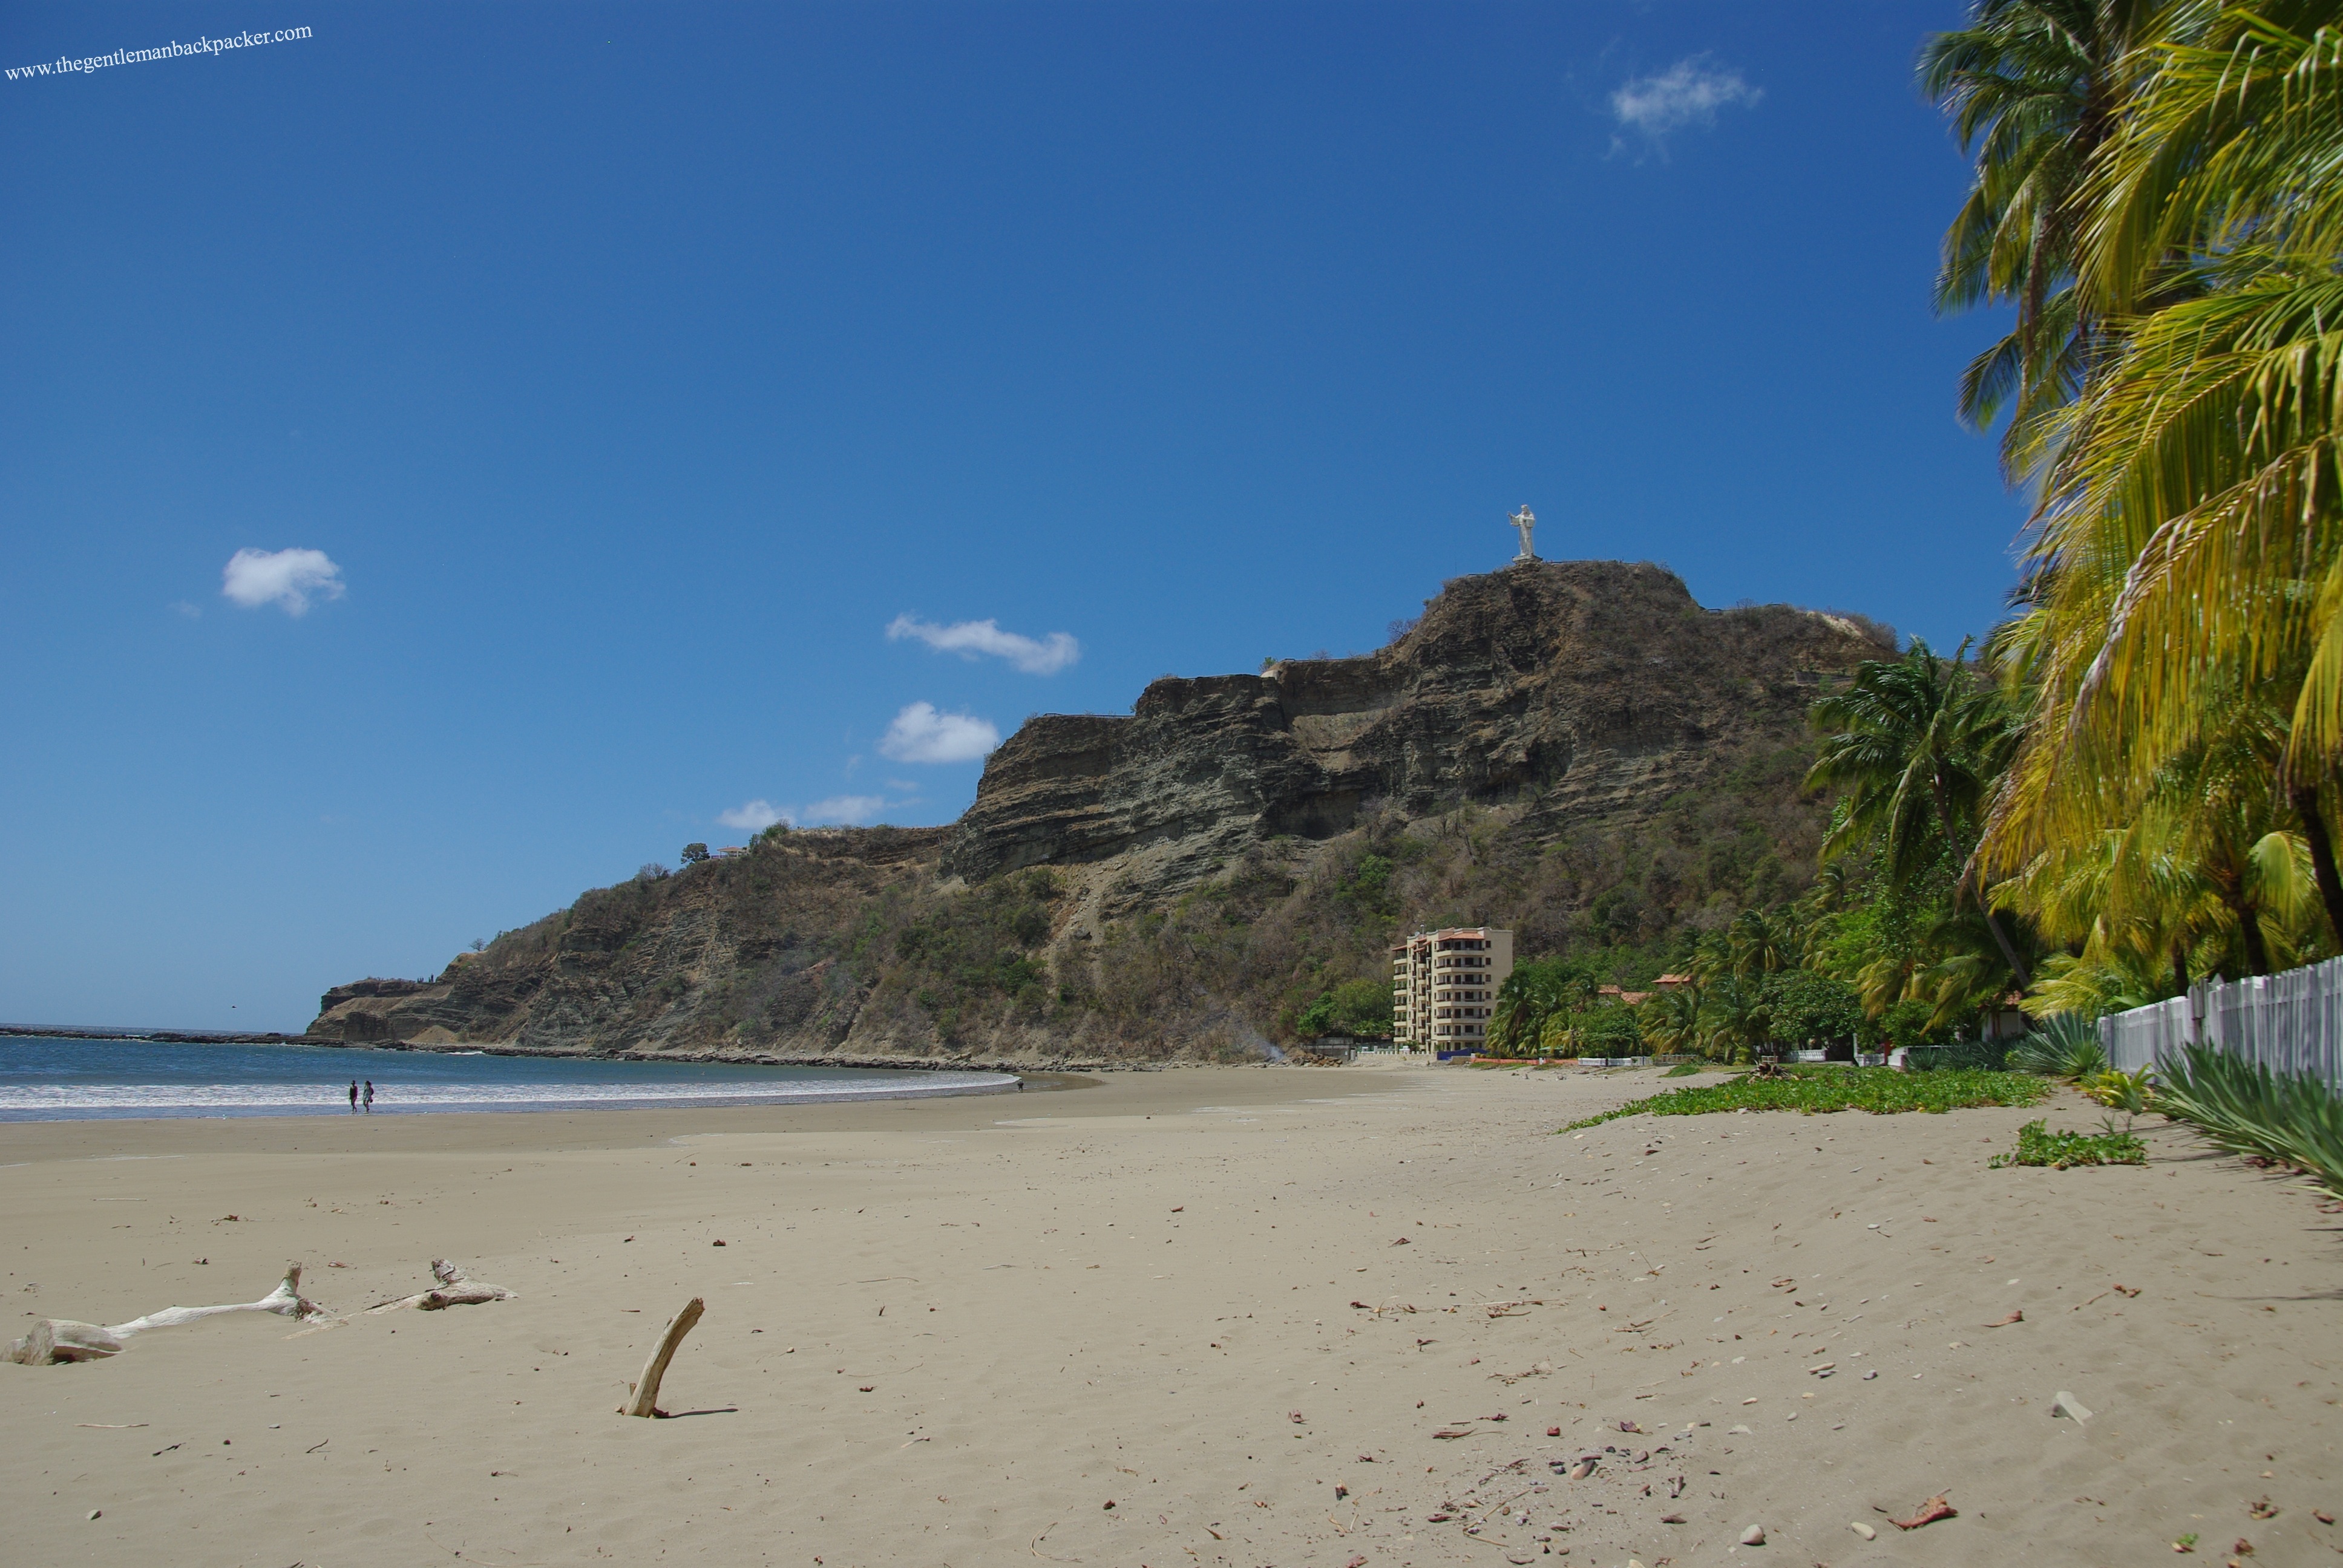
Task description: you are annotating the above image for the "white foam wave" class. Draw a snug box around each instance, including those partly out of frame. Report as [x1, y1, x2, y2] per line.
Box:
[0, 1072, 1017, 1117]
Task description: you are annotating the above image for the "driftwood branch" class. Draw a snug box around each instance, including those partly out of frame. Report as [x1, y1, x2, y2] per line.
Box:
[365, 1259, 518, 1314]
[7, 1264, 335, 1365]
[619, 1296, 705, 1417]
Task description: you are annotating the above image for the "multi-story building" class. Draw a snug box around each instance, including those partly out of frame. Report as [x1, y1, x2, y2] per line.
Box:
[1389, 927, 1514, 1049]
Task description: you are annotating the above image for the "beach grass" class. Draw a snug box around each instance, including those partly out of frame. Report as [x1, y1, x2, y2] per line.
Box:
[1561, 1065, 2050, 1129]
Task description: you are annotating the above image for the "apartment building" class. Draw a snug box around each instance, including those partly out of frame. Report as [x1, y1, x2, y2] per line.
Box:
[1389, 927, 1514, 1048]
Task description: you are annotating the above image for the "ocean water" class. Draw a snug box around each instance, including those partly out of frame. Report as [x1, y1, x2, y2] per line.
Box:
[0, 1036, 1018, 1121]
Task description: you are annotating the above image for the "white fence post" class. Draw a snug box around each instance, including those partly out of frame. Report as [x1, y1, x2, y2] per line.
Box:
[2098, 956, 2343, 1088]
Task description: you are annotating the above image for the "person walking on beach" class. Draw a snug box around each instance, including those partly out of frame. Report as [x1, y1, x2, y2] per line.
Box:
[363, 1079, 375, 1114]
[349, 1080, 359, 1112]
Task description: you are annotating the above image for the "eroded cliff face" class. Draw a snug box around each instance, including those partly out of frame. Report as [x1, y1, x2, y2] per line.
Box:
[946, 561, 1876, 918]
[309, 828, 950, 1057]
[308, 563, 1886, 1058]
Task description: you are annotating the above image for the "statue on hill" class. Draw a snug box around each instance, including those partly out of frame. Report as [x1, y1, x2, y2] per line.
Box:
[1509, 505, 1536, 563]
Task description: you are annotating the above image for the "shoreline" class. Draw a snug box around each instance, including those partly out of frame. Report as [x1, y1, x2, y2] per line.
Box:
[0, 1072, 1028, 1126]
[0, 1063, 1333, 1158]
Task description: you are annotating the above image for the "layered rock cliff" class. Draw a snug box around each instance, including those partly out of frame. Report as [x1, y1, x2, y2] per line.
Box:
[310, 561, 1889, 1059]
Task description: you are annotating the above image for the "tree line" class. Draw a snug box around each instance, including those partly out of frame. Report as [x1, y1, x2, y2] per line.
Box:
[1489, 1, 2343, 1059]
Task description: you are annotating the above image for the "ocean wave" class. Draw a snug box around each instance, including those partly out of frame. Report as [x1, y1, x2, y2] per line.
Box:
[0, 1072, 1017, 1119]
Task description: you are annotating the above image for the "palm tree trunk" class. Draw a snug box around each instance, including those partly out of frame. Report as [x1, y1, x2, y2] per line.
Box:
[2289, 781, 2343, 948]
[2172, 941, 2189, 996]
[1934, 782, 2031, 987]
[1979, 906, 2032, 989]
[2230, 900, 2271, 977]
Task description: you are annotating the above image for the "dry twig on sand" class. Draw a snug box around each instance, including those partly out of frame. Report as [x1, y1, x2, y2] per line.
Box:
[1891, 1493, 1958, 1530]
[619, 1296, 706, 1417]
[365, 1259, 519, 1313]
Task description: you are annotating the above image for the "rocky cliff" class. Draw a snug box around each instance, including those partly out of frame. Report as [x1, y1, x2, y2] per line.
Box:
[309, 561, 1889, 1059]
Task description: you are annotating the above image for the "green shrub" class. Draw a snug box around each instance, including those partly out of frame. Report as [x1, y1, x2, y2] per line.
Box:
[1764, 970, 1864, 1048]
[1296, 977, 1392, 1039]
[1907, 1039, 2011, 1073]
[1561, 1065, 2048, 1128]
[1876, 997, 1945, 1053]
[2152, 1045, 2343, 1198]
[1571, 1004, 1643, 1056]
[1988, 1119, 2146, 1169]
[2008, 1013, 2108, 1079]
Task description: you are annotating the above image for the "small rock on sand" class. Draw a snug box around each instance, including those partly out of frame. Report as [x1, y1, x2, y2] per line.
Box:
[1740, 1524, 1766, 1545]
[1851, 1521, 1876, 1540]
[2052, 1390, 2094, 1422]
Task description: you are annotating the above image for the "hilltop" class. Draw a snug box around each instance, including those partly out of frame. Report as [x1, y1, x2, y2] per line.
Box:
[308, 561, 1890, 1061]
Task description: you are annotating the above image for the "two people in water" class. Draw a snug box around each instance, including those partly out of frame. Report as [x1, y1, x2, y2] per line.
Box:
[346, 1079, 375, 1113]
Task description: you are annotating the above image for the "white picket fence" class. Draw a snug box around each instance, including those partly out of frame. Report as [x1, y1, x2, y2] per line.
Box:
[2099, 955, 2343, 1088]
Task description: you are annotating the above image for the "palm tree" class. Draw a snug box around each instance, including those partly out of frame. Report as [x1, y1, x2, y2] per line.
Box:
[1803, 857, 1861, 916]
[1809, 643, 2033, 984]
[1727, 905, 1812, 978]
[1698, 976, 1774, 1066]
[1639, 984, 1705, 1056]
[1979, 2, 2343, 949]
[1918, 0, 2161, 479]
[2001, 682, 2330, 986]
[1489, 961, 1592, 1057]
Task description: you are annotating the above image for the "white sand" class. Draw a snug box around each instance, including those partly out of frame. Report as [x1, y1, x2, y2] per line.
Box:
[2, 1063, 2336, 1566]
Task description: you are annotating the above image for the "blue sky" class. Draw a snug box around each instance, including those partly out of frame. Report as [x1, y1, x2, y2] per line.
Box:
[1, 1, 2015, 1031]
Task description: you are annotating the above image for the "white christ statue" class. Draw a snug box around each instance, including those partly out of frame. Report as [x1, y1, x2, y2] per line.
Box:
[1509, 505, 1536, 562]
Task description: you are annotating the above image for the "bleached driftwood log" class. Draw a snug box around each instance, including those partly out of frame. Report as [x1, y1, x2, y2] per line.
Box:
[6, 1264, 334, 1366]
[618, 1296, 705, 1417]
[365, 1259, 519, 1313]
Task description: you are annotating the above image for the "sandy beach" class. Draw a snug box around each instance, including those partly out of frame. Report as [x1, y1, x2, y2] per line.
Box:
[3, 1062, 2337, 1567]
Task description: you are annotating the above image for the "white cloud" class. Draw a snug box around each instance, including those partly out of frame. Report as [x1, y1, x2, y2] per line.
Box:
[1611, 56, 1761, 139]
[877, 701, 1001, 764]
[718, 799, 786, 831]
[886, 613, 1080, 675]
[170, 600, 202, 619]
[800, 794, 887, 826]
[221, 547, 346, 615]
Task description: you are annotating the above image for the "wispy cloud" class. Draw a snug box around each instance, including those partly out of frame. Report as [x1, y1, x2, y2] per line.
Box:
[886, 613, 1080, 675]
[170, 600, 202, 619]
[718, 799, 786, 832]
[878, 701, 1001, 764]
[221, 547, 345, 615]
[715, 792, 903, 832]
[1611, 55, 1760, 142]
[800, 794, 887, 826]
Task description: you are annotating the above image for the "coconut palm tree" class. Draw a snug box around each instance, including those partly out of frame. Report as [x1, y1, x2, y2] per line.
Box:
[1488, 960, 1592, 1057]
[1698, 976, 1774, 1065]
[1918, 0, 2163, 478]
[2000, 682, 2329, 988]
[1727, 905, 1812, 978]
[1639, 983, 1705, 1056]
[1809, 643, 2033, 984]
[1979, 1, 2343, 947]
